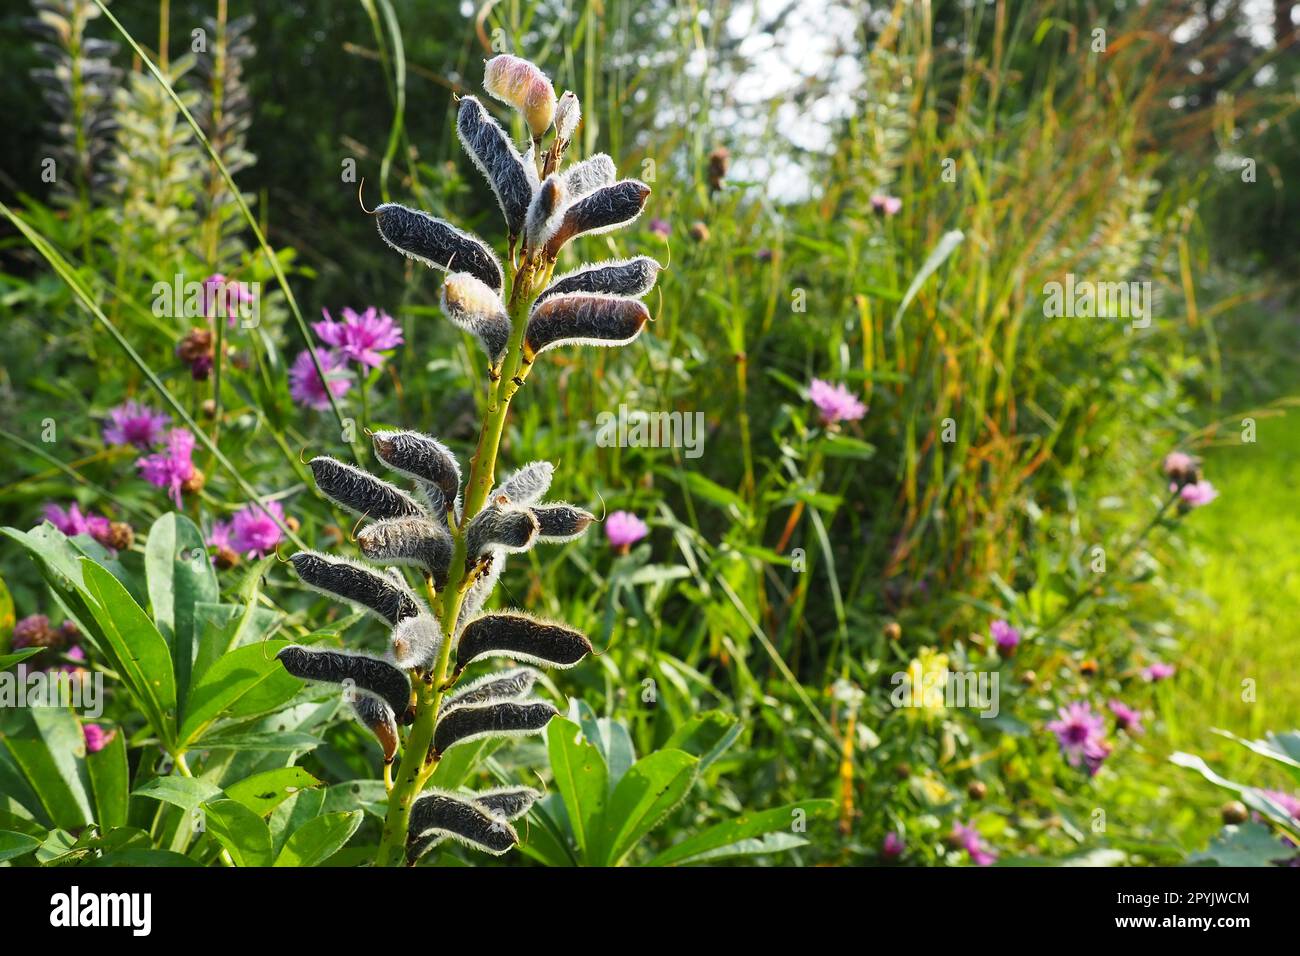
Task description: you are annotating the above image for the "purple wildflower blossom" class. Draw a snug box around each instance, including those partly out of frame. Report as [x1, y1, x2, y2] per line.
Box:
[647, 218, 670, 239]
[228, 501, 285, 558]
[1259, 790, 1300, 821]
[990, 619, 1020, 654]
[1108, 699, 1144, 735]
[289, 349, 353, 410]
[953, 823, 997, 866]
[1175, 479, 1218, 508]
[870, 193, 903, 216]
[136, 428, 197, 508]
[1142, 661, 1176, 682]
[809, 378, 867, 424]
[605, 511, 649, 551]
[1047, 700, 1111, 775]
[203, 273, 256, 327]
[314, 306, 404, 369]
[883, 832, 904, 860]
[102, 400, 170, 449]
[82, 724, 114, 754]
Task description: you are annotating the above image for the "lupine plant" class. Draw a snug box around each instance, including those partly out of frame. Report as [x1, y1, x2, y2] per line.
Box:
[271, 54, 656, 866]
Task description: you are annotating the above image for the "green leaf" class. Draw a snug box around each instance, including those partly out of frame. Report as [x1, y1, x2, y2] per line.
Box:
[664, 710, 741, 770]
[0, 648, 44, 672]
[891, 228, 964, 333]
[667, 831, 809, 864]
[428, 738, 503, 790]
[91, 848, 202, 867]
[647, 800, 832, 866]
[322, 780, 389, 819]
[79, 559, 177, 748]
[599, 749, 698, 866]
[225, 767, 322, 817]
[0, 574, 14, 652]
[145, 513, 218, 708]
[0, 707, 94, 828]
[204, 798, 273, 867]
[821, 433, 877, 460]
[0, 829, 41, 862]
[546, 717, 607, 863]
[179, 639, 299, 745]
[86, 727, 129, 829]
[132, 775, 222, 812]
[1190, 823, 1292, 867]
[198, 729, 323, 752]
[274, 810, 362, 867]
[672, 470, 750, 517]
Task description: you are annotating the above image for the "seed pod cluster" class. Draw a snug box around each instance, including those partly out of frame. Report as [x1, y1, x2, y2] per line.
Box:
[375, 202, 503, 291]
[525, 293, 650, 359]
[277, 645, 412, 718]
[439, 273, 512, 367]
[455, 612, 593, 673]
[433, 699, 557, 755]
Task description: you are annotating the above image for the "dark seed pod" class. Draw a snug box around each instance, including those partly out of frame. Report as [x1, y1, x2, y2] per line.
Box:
[524, 294, 650, 359]
[290, 550, 422, 626]
[561, 153, 616, 199]
[542, 179, 650, 258]
[408, 790, 518, 857]
[465, 504, 539, 559]
[455, 95, 535, 241]
[308, 456, 426, 521]
[277, 645, 411, 716]
[375, 202, 503, 291]
[455, 612, 593, 672]
[490, 460, 554, 506]
[353, 693, 399, 762]
[531, 503, 595, 542]
[473, 786, 543, 821]
[444, 666, 541, 709]
[391, 614, 443, 670]
[537, 256, 661, 304]
[370, 430, 462, 508]
[524, 174, 567, 251]
[439, 273, 511, 366]
[357, 516, 454, 587]
[408, 832, 446, 864]
[433, 700, 557, 754]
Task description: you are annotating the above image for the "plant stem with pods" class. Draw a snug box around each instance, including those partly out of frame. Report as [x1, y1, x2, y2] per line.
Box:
[373, 257, 543, 867]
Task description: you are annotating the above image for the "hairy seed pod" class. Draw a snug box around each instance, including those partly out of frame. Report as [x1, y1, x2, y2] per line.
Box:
[353, 693, 399, 762]
[439, 273, 511, 366]
[465, 504, 539, 559]
[531, 503, 595, 542]
[444, 666, 541, 709]
[455, 95, 535, 240]
[474, 786, 543, 821]
[290, 550, 422, 626]
[542, 180, 650, 258]
[277, 645, 411, 717]
[482, 54, 556, 139]
[433, 700, 557, 754]
[374, 203, 503, 291]
[537, 256, 661, 304]
[562, 153, 616, 199]
[308, 456, 426, 521]
[525, 175, 568, 252]
[554, 91, 580, 144]
[357, 516, 454, 587]
[370, 430, 462, 508]
[408, 790, 518, 857]
[408, 832, 446, 863]
[391, 613, 443, 670]
[455, 612, 593, 672]
[525, 294, 650, 359]
[490, 460, 554, 506]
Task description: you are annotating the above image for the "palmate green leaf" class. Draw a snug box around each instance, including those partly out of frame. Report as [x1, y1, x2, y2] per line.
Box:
[225, 767, 322, 817]
[546, 717, 607, 862]
[79, 559, 177, 749]
[646, 800, 832, 866]
[180, 639, 299, 746]
[270, 786, 327, 859]
[0, 830, 42, 863]
[131, 775, 222, 812]
[0, 648, 44, 672]
[205, 799, 274, 867]
[145, 513, 218, 707]
[274, 810, 362, 867]
[86, 727, 129, 830]
[571, 700, 635, 787]
[598, 748, 698, 866]
[0, 706, 95, 829]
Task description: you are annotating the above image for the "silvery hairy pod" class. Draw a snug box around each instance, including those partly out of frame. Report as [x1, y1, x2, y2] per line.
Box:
[524, 174, 568, 254]
[473, 786, 543, 821]
[482, 54, 556, 140]
[554, 91, 580, 145]
[370, 430, 461, 515]
[465, 504, 539, 560]
[407, 790, 518, 860]
[530, 503, 596, 542]
[454, 612, 593, 674]
[390, 613, 443, 670]
[455, 95, 535, 242]
[277, 645, 411, 718]
[524, 293, 650, 360]
[308, 456, 426, 521]
[290, 550, 423, 627]
[541, 179, 650, 259]
[356, 515, 454, 588]
[439, 272, 511, 368]
[433, 699, 557, 755]
[443, 666, 541, 709]
[374, 202, 503, 291]
[536, 256, 661, 304]
[353, 693, 399, 762]
[561, 153, 616, 199]
[489, 460, 554, 506]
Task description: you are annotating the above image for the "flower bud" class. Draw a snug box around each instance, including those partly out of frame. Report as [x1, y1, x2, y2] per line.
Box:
[483, 54, 556, 139]
[554, 90, 580, 143]
[707, 145, 730, 191]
